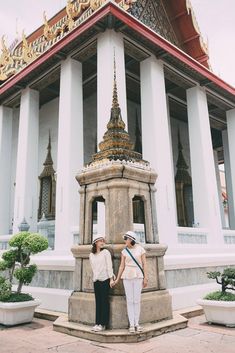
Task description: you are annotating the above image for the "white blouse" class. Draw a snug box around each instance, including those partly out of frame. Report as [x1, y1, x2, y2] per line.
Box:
[121, 244, 146, 279]
[89, 249, 114, 282]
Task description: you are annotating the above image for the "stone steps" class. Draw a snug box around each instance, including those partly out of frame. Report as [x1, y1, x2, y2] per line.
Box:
[52, 313, 188, 343]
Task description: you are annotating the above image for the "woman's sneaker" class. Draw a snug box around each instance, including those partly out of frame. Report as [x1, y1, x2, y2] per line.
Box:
[99, 325, 106, 331]
[135, 325, 144, 332]
[94, 325, 106, 332]
[129, 326, 135, 333]
[91, 325, 100, 331]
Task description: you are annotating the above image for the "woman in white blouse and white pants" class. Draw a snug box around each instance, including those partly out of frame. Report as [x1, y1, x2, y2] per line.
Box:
[113, 231, 148, 333]
[89, 235, 114, 332]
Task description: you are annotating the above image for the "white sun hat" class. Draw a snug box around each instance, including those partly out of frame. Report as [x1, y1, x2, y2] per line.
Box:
[92, 234, 105, 244]
[123, 230, 138, 242]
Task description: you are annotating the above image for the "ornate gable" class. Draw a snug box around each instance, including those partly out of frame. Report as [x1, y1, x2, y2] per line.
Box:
[128, 0, 181, 48]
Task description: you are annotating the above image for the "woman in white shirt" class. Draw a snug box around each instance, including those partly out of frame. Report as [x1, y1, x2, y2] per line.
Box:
[113, 231, 148, 333]
[89, 235, 114, 332]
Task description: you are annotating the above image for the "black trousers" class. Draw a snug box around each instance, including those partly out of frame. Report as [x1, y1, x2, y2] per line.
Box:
[94, 279, 110, 326]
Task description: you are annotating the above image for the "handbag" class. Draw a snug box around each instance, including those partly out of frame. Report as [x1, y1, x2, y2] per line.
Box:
[125, 247, 144, 277]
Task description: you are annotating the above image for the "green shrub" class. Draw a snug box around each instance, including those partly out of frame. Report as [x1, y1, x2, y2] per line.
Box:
[207, 268, 235, 293]
[204, 291, 235, 301]
[0, 276, 11, 301]
[0, 231, 48, 302]
[205, 268, 235, 301]
[1, 292, 34, 303]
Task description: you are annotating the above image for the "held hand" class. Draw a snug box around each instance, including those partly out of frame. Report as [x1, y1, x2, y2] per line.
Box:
[143, 278, 148, 288]
[111, 279, 119, 288]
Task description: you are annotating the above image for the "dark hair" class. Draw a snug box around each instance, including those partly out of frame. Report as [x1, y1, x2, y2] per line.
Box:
[91, 242, 105, 254]
[124, 236, 136, 246]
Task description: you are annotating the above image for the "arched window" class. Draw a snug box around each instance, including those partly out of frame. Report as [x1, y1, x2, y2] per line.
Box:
[132, 195, 146, 243]
[92, 196, 105, 237]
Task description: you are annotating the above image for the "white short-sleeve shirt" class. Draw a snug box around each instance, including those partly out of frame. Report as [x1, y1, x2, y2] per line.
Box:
[121, 244, 146, 279]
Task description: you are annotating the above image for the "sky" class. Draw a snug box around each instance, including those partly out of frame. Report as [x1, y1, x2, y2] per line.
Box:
[0, 0, 235, 87]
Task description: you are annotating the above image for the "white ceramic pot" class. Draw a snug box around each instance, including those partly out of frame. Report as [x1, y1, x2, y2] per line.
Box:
[197, 298, 235, 327]
[0, 299, 41, 326]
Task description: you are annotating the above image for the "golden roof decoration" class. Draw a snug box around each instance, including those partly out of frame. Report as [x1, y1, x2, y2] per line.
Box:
[0, 0, 107, 83]
[92, 54, 144, 163]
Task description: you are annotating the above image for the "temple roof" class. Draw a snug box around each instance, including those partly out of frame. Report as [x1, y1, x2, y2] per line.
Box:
[0, 0, 209, 86]
[0, 0, 234, 108]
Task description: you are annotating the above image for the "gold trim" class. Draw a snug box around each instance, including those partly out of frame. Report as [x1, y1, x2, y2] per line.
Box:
[0, 0, 106, 83]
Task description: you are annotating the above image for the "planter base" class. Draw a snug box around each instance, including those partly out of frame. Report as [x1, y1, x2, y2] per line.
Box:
[0, 299, 41, 326]
[197, 299, 235, 327]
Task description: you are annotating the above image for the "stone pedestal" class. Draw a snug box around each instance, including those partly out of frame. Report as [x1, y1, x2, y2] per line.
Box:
[69, 243, 172, 328]
[68, 162, 172, 328]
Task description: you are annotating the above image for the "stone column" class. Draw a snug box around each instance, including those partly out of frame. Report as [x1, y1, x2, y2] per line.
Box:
[55, 58, 84, 252]
[186, 86, 223, 244]
[13, 88, 39, 233]
[225, 109, 235, 229]
[97, 30, 127, 143]
[140, 57, 178, 247]
[0, 106, 13, 234]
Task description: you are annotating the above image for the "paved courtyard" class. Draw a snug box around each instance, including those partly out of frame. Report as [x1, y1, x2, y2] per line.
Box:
[0, 315, 235, 353]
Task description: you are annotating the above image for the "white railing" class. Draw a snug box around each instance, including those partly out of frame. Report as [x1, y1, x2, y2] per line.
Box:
[223, 229, 235, 244]
[0, 234, 14, 250]
[177, 227, 208, 244]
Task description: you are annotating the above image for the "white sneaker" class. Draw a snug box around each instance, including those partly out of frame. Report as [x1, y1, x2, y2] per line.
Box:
[91, 325, 99, 331]
[95, 325, 106, 332]
[135, 325, 143, 332]
[129, 326, 135, 333]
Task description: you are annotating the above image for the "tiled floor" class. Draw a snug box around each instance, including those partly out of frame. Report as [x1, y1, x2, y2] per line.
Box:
[0, 315, 234, 353]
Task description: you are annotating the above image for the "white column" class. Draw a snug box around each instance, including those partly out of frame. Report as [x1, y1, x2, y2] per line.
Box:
[186, 86, 223, 244]
[0, 106, 13, 234]
[140, 57, 178, 247]
[214, 150, 225, 228]
[97, 30, 127, 144]
[225, 109, 235, 229]
[13, 88, 39, 233]
[55, 58, 84, 252]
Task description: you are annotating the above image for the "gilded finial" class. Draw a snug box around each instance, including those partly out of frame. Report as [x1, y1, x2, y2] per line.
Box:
[92, 52, 144, 163]
[107, 50, 125, 130]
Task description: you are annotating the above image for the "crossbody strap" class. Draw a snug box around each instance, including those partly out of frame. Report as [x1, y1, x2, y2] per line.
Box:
[125, 247, 144, 277]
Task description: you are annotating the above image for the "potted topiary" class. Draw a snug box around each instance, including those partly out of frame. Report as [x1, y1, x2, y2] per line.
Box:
[197, 268, 235, 327]
[0, 231, 48, 326]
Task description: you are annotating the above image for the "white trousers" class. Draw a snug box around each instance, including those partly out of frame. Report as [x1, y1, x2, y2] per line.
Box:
[123, 278, 143, 327]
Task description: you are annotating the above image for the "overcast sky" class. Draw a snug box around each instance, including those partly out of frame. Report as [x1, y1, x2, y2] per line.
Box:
[0, 0, 234, 87]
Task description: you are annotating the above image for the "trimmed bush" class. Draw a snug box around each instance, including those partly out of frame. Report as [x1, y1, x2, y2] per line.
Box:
[204, 291, 235, 301]
[0, 232, 48, 302]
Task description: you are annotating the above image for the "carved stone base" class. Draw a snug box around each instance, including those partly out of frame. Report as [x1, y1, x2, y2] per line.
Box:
[68, 290, 172, 329]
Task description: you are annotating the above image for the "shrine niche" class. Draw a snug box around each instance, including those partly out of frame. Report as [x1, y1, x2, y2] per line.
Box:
[175, 130, 194, 227]
[38, 133, 56, 221]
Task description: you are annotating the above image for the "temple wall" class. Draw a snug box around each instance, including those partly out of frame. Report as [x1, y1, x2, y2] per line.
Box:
[17, 259, 235, 313]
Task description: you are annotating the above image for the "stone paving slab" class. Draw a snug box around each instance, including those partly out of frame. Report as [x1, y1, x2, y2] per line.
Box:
[0, 315, 235, 353]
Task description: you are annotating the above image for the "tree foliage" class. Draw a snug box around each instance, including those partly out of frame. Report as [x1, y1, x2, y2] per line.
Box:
[207, 268, 235, 293]
[0, 232, 48, 301]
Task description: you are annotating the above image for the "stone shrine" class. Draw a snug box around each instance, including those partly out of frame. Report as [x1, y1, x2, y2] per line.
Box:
[68, 61, 173, 330]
